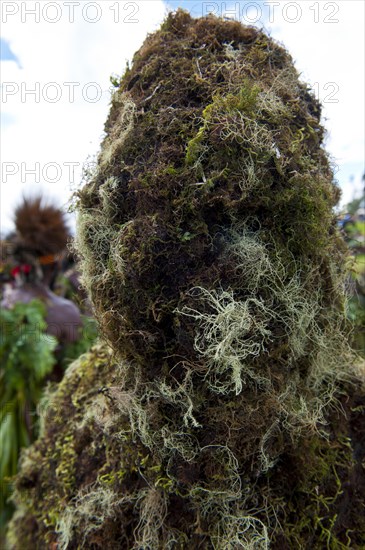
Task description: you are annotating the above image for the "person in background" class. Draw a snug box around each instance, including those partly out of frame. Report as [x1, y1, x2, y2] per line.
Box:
[53, 249, 93, 315]
[0, 197, 84, 536]
[1, 195, 82, 347]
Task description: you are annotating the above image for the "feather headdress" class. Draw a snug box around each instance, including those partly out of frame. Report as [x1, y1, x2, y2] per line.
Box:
[14, 195, 70, 259]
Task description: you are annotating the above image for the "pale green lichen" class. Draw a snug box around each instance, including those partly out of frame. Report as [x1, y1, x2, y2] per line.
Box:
[6, 9, 365, 550]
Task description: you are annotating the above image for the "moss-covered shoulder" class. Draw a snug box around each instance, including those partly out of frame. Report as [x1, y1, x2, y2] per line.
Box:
[6, 342, 122, 548]
[6, 352, 365, 549]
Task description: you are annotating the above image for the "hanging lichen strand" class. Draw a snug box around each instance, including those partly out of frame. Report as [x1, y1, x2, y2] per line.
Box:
[8, 10, 365, 550]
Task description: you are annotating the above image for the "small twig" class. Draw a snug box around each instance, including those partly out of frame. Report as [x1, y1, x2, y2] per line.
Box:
[195, 58, 203, 78]
[143, 83, 161, 103]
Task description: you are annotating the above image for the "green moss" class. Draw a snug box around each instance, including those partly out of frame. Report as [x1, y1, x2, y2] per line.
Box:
[278, 434, 358, 549]
[7, 9, 365, 550]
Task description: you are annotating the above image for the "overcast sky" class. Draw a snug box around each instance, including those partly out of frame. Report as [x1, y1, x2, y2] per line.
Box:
[1, 0, 364, 234]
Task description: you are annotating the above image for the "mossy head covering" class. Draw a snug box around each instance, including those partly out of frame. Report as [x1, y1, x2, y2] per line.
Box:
[8, 10, 364, 549]
[77, 10, 343, 369]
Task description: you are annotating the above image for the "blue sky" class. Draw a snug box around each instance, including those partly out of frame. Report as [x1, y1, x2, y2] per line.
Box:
[1, 1, 364, 234]
[1, 38, 18, 62]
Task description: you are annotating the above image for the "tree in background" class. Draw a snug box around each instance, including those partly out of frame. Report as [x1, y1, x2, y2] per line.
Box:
[341, 181, 365, 356]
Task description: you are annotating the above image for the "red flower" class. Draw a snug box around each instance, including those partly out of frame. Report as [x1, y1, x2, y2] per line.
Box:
[10, 264, 32, 277]
[11, 266, 21, 277]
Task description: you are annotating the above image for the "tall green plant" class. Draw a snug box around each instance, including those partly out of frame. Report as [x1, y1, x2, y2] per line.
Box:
[0, 300, 57, 527]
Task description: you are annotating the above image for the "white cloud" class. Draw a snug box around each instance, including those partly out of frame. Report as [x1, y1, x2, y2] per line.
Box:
[1, 0, 168, 234]
[264, 0, 364, 203]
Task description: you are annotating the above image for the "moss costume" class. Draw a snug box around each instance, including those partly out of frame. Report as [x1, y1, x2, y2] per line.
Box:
[8, 11, 365, 549]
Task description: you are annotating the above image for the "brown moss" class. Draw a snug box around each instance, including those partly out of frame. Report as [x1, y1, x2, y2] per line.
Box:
[7, 9, 365, 549]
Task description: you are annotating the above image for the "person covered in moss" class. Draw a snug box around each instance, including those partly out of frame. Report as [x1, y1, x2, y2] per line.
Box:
[1, 195, 82, 346]
[7, 11, 365, 549]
